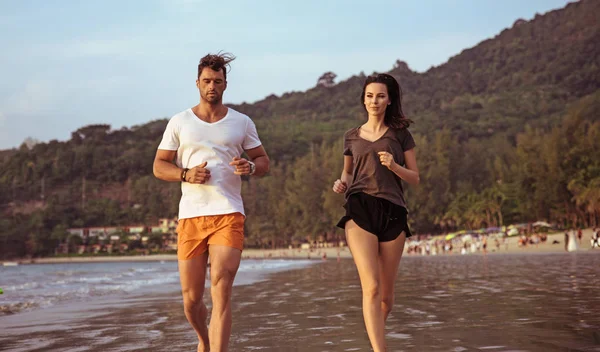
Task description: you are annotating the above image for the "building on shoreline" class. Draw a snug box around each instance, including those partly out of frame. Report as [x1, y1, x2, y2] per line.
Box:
[61, 217, 178, 254]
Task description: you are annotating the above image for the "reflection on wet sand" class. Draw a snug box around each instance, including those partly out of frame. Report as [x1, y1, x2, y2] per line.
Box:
[1, 253, 599, 351]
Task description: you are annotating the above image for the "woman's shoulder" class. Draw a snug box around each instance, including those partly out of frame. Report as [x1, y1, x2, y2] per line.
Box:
[343, 126, 360, 139]
[391, 126, 412, 136]
[390, 127, 414, 141]
[390, 127, 416, 150]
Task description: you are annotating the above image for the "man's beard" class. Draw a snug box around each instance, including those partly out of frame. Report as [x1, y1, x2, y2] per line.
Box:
[204, 91, 222, 104]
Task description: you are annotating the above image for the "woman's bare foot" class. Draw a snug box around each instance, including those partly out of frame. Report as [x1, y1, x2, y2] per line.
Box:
[197, 341, 209, 352]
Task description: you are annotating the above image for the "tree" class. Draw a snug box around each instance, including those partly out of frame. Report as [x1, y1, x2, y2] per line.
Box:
[316, 72, 337, 88]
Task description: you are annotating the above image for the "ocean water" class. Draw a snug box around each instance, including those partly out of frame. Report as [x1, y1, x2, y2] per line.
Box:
[0, 259, 315, 317]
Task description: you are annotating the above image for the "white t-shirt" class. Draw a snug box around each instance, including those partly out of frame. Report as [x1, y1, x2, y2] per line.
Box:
[158, 107, 262, 220]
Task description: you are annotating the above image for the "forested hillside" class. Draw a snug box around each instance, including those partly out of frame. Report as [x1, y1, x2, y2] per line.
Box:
[1, 0, 598, 259]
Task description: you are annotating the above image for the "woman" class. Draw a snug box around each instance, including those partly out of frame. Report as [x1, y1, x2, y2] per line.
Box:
[332, 73, 419, 352]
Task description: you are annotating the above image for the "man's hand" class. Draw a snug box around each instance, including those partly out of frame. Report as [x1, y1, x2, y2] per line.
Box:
[230, 157, 252, 175]
[186, 162, 211, 184]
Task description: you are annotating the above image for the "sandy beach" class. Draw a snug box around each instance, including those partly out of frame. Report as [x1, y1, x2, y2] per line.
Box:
[13, 227, 596, 265]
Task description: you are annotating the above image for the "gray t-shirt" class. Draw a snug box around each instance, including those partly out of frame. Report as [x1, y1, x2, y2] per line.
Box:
[343, 126, 416, 209]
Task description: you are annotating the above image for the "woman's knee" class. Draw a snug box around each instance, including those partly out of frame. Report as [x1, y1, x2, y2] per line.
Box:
[381, 295, 394, 315]
[361, 280, 381, 300]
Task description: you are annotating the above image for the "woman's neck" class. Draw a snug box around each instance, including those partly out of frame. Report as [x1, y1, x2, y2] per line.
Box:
[363, 114, 386, 132]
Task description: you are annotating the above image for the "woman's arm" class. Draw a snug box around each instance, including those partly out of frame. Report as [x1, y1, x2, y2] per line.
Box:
[340, 155, 353, 184]
[333, 156, 354, 193]
[378, 149, 420, 185]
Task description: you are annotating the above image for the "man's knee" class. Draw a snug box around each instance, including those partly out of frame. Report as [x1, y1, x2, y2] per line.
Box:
[182, 288, 207, 313]
[211, 268, 235, 298]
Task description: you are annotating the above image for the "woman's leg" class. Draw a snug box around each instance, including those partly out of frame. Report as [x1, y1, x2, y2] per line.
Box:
[378, 233, 406, 323]
[346, 220, 387, 352]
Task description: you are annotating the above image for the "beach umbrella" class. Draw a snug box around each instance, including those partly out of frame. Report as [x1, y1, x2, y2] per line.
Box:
[445, 233, 457, 240]
[507, 228, 519, 236]
[532, 221, 552, 227]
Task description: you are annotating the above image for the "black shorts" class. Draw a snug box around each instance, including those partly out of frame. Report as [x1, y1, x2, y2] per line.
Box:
[336, 192, 412, 242]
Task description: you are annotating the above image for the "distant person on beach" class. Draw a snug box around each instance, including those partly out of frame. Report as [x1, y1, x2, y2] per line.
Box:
[153, 52, 270, 352]
[564, 231, 569, 252]
[332, 73, 419, 352]
[592, 228, 599, 248]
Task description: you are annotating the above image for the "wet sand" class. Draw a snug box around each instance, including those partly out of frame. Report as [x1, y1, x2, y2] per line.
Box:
[2, 252, 599, 351]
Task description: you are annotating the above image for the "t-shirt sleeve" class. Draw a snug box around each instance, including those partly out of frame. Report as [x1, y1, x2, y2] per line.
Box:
[343, 131, 352, 156]
[400, 129, 416, 152]
[157, 118, 180, 151]
[243, 118, 262, 150]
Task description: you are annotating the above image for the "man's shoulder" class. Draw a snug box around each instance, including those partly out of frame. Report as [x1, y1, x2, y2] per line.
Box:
[171, 109, 191, 120]
[226, 107, 252, 122]
[170, 108, 193, 122]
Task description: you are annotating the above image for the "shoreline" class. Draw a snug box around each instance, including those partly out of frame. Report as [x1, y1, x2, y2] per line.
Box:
[7, 228, 599, 265]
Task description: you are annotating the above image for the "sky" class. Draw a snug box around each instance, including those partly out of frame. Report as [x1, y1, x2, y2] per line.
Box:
[0, 0, 573, 149]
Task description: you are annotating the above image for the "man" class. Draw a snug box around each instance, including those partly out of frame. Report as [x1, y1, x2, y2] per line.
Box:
[153, 52, 269, 352]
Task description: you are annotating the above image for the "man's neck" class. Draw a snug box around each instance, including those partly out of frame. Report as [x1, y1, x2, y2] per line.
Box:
[192, 103, 228, 123]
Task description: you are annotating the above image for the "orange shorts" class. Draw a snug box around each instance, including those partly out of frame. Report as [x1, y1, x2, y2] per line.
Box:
[176, 212, 245, 260]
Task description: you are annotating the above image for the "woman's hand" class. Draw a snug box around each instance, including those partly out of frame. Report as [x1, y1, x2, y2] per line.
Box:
[377, 151, 397, 170]
[332, 179, 348, 194]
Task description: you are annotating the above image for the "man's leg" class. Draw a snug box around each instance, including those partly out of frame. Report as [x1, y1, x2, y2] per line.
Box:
[179, 252, 210, 351]
[208, 244, 242, 352]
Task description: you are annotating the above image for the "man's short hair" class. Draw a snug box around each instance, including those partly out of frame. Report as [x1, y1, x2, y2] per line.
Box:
[198, 52, 236, 80]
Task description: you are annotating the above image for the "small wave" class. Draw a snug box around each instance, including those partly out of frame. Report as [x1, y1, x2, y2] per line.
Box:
[0, 301, 41, 316]
[130, 267, 159, 273]
[4, 282, 40, 291]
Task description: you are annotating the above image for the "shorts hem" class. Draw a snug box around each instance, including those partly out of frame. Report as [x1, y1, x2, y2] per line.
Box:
[207, 242, 244, 252]
[177, 248, 208, 261]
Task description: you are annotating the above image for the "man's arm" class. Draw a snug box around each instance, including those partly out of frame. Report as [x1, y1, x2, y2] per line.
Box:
[153, 149, 183, 182]
[246, 145, 269, 177]
[153, 149, 211, 184]
[230, 145, 270, 177]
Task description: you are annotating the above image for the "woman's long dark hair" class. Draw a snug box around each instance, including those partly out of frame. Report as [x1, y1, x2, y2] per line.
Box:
[360, 73, 413, 129]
